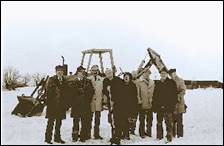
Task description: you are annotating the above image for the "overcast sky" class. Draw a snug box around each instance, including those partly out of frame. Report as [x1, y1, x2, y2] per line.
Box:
[1, 1, 223, 81]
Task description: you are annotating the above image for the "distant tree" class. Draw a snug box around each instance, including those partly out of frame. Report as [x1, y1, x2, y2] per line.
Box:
[22, 73, 31, 86]
[32, 73, 46, 86]
[3, 66, 21, 90]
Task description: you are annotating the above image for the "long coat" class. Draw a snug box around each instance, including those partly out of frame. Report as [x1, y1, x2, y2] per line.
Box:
[138, 78, 155, 109]
[122, 81, 138, 116]
[69, 77, 94, 117]
[173, 76, 186, 113]
[152, 77, 178, 113]
[45, 75, 68, 119]
[88, 75, 104, 112]
[110, 76, 125, 112]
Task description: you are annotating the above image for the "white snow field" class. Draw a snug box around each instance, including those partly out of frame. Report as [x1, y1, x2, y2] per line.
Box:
[1, 87, 223, 145]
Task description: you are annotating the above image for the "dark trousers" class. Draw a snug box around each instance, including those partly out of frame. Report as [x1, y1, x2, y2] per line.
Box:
[114, 110, 129, 139]
[139, 109, 153, 136]
[173, 113, 183, 137]
[72, 112, 90, 141]
[45, 118, 62, 141]
[91, 111, 101, 137]
[156, 111, 173, 141]
[129, 111, 138, 133]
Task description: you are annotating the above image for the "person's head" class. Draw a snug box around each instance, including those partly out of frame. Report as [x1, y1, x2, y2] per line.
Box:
[123, 72, 132, 83]
[142, 68, 151, 79]
[55, 65, 64, 78]
[159, 67, 168, 81]
[76, 66, 86, 78]
[90, 65, 99, 76]
[131, 70, 138, 80]
[168, 68, 177, 79]
[105, 68, 113, 80]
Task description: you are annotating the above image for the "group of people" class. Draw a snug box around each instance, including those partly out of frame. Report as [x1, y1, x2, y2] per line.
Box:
[44, 64, 187, 145]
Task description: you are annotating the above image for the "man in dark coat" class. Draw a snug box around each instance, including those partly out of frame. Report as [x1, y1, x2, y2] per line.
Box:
[152, 67, 178, 142]
[104, 68, 125, 145]
[44, 65, 68, 144]
[169, 68, 187, 138]
[122, 72, 138, 140]
[70, 66, 94, 142]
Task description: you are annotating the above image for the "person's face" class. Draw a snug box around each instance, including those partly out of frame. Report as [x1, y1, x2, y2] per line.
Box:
[56, 70, 63, 78]
[143, 71, 150, 79]
[124, 75, 130, 83]
[160, 71, 168, 80]
[105, 70, 113, 79]
[170, 72, 176, 79]
[91, 69, 98, 76]
[77, 70, 85, 78]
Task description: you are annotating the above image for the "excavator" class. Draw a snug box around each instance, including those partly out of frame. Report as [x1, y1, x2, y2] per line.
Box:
[11, 48, 168, 117]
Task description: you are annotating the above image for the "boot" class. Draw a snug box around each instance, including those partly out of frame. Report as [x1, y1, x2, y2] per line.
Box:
[95, 135, 103, 140]
[45, 140, 53, 144]
[146, 127, 152, 137]
[110, 137, 120, 145]
[45, 131, 53, 144]
[139, 128, 146, 138]
[54, 134, 65, 144]
[72, 131, 79, 142]
[166, 135, 172, 142]
[94, 126, 103, 139]
[54, 138, 65, 144]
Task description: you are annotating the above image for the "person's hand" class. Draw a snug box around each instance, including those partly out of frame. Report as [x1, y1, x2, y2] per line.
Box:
[138, 100, 142, 105]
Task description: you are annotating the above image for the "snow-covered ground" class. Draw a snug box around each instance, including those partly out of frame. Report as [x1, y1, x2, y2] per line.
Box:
[1, 87, 223, 145]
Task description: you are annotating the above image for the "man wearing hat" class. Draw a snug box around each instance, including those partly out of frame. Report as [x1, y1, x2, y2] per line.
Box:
[138, 68, 155, 138]
[152, 67, 178, 142]
[44, 65, 68, 144]
[103, 68, 125, 145]
[70, 66, 94, 142]
[88, 65, 104, 139]
[168, 68, 186, 138]
[129, 70, 141, 135]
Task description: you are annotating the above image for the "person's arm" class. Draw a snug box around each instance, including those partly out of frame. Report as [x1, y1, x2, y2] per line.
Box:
[171, 80, 178, 109]
[46, 77, 54, 105]
[152, 82, 158, 112]
[137, 82, 142, 104]
[149, 80, 155, 105]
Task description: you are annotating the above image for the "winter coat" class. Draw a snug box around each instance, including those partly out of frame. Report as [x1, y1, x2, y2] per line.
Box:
[173, 76, 186, 113]
[88, 75, 104, 112]
[122, 81, 138, 116]
[152, 77, 178, 113]
[109, 76, 125, 112]
[133, 79, 140, 102]
[102, 78, 110, 103]
[45, 75, 68, 119]
[138, 78, 155, 109]
[69, 77, 94, 117]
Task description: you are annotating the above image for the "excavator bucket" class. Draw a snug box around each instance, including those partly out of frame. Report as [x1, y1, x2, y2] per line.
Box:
[11, 76, 49, 117]
[136, 48, 169, 78]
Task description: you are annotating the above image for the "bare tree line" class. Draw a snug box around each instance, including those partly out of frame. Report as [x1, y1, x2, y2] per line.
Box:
[2, 66, 46, 90]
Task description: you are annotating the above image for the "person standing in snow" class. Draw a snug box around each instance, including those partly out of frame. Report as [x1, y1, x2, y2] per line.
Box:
[138, 68, 155, 138]
[44, 65, 68, 144]
[88, 65, 105, 139]
[104, 68, 124, 145]
[168, 68, 187, 138]
[129, 70, 141, 135]
[122, 72, 138, 140]
[152, 67, 178, 142]
[70, 66, 94, 142]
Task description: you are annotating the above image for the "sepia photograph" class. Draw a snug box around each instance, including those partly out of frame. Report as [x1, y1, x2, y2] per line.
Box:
[1, 1, 223, 145]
